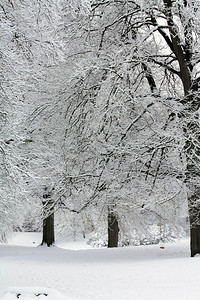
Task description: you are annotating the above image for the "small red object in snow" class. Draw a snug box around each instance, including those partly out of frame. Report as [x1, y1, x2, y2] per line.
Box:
[160, 246, 165, 249]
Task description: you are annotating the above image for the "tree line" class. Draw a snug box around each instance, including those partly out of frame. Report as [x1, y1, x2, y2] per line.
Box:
[1, 0, 200, 256]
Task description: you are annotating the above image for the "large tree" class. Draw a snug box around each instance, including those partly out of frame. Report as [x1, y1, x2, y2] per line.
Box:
[55, 1, 187, 247]
[88, 0, 200, 255]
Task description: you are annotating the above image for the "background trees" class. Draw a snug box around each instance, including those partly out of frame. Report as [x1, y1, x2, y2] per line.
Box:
[2, 0, 199, 254]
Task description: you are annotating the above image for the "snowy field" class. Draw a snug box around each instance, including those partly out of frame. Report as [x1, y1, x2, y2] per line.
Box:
[0, 233, 200, 300]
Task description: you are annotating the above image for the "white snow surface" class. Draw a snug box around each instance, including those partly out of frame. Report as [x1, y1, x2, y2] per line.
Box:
[1, 287, 67, 300]
[1, 233, 200, 300]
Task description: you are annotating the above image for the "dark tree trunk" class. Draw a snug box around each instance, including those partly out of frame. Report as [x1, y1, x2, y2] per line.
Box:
[190, 226, 200, 257]
[41, 188, 55, 247]
[41, 208, 55, 247]
[108, 207, 119, 248]
[188, 187, 200, 256]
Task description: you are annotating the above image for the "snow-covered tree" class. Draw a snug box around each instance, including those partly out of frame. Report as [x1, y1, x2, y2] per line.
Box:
[1, 0, 196, 253]
[86, 0, 200, 254]
[0, 0, 66, 241]
[52, 1, 188, 247]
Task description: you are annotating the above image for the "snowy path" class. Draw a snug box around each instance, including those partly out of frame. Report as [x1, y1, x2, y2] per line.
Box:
[1, 234, 200, 299]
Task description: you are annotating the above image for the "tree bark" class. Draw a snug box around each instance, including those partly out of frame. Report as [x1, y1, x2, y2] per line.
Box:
[190, 226, 200, 257]
[41, 188, 55, 247]
[108, 207, 119, 248]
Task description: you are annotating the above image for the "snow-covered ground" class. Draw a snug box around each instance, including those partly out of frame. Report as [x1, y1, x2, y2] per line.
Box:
[0, 233, 200, 300]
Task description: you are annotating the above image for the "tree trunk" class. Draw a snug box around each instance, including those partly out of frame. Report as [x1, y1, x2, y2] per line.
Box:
[41, 208, 55, 247]
[108, 207, 119, 248]
[188, 188, 200, 256]
[41, 188, 55, 247]
[190, 226, 200, 257]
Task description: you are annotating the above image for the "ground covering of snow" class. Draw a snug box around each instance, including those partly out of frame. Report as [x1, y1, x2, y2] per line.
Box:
[1, 233, 200, 299]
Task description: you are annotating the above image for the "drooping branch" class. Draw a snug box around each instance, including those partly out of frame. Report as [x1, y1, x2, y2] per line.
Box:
[163, 0, 192, 94]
